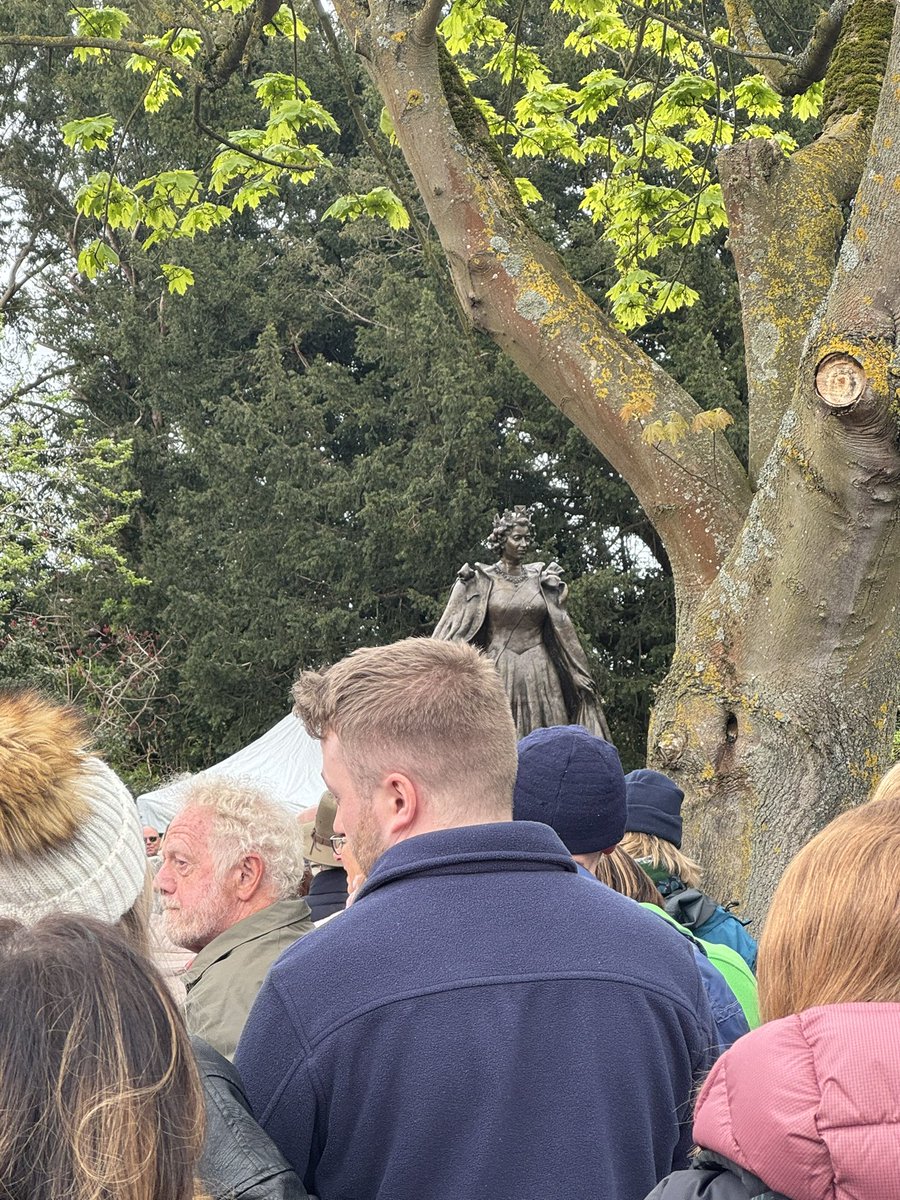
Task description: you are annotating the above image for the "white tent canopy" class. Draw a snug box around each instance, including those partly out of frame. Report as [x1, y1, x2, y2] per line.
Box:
[136, 714, 324, 831]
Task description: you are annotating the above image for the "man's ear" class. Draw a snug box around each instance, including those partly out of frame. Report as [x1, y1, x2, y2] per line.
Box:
[234, 852, 266, 901]
[375, 772, 419, 839]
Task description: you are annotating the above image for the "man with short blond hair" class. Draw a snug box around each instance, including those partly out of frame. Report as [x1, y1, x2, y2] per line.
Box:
[236, 638, 715, 1200]
[156, 775, 312, 1059]
[294, 634, 519, 846]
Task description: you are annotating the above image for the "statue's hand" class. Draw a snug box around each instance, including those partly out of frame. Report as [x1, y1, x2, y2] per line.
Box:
[457, 562, 476, 582]
[542, 561, 564, 588]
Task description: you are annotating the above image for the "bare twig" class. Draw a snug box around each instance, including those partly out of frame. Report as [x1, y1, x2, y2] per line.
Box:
[618, 1, 792, 65]
[1, 366, 73, 410]
[0, 34, 203, 81]
[321, 288, 399, 330]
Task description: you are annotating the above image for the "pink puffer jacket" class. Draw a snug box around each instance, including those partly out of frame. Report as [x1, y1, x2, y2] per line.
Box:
[693, 1002, 900, 1200]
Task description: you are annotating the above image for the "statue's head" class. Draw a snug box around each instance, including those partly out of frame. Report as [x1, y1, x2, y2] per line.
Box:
[487, 505, 533, 553]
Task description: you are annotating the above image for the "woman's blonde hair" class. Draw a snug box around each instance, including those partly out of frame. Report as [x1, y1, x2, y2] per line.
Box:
[870, 761, 900, 804]
[0, 913, 205, 1200]
[594, 846, 666, 907]
[619, 831, 703, 889]
[758, 795, 900, 1022]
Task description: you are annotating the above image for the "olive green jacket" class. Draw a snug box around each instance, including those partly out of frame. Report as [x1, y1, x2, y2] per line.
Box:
[183, 898, 313, 1061]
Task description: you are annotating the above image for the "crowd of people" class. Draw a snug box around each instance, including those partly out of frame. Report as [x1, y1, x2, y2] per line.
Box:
[0, 638, 897, 1200]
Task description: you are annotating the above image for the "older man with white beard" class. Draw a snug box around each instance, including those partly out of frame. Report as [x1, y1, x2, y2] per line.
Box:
[155, 776, 313, 1060]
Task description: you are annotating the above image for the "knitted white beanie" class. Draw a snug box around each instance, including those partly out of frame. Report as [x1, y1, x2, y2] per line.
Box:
[0, 692, 147, 925]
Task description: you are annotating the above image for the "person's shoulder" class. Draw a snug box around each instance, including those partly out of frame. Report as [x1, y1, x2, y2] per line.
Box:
[261, 902, 389, 1037]
[645, 1163, 755, 1200]
[579, 885, 704, 988]
[267, 898, 373, 980]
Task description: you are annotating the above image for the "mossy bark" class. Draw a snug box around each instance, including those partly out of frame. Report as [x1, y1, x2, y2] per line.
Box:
[719, 117, 867, 485]
[720, 0, 891, 486]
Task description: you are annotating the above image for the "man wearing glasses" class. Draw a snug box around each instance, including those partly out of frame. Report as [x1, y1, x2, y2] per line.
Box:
[142, 826, 162, 857]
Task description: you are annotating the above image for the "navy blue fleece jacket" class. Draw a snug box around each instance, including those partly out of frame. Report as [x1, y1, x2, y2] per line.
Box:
[235, 821, 717, 1200]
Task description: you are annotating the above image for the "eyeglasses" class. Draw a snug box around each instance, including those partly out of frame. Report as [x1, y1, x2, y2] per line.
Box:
[143, 836, 160, 845]
[329, 835, 347, 852]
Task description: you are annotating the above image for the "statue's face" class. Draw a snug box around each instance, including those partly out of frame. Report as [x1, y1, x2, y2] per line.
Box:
[502, 522, 531, 562]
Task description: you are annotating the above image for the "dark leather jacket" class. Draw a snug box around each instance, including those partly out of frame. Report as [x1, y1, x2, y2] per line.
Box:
[193, 1036, 313, 1200]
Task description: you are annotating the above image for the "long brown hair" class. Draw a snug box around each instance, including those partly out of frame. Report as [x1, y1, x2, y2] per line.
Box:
[758, 795, 900, 1022]
[0, 914, 205, 1200]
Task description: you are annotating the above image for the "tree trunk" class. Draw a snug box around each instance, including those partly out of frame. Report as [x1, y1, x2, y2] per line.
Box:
[651, 0, 900, 915]
[331, 0, 900, 913]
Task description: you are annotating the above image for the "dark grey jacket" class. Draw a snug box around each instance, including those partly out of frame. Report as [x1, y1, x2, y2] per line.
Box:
[646, 1151, 789, 1200]
[194, 1036, 313, 1200]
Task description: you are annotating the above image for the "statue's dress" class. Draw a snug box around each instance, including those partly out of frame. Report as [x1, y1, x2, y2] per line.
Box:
[483, 572, 570, 734]
[433, 561, 610, 741]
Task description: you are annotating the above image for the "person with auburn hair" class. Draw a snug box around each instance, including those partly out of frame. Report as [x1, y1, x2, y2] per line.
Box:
[0, 913, 204, 1200]
[645, 794, 900, 1200]
[237, 638, 716, 1200]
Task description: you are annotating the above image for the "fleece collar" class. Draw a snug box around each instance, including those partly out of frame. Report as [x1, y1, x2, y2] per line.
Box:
[356, 821, 577, 902]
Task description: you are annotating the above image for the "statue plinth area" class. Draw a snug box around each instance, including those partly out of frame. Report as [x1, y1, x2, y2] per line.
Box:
[433, 506, 610, 741]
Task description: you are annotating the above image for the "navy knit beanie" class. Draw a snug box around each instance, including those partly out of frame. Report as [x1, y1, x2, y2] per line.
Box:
[624, 769, 684, 848]
[513, 725, 626, 855]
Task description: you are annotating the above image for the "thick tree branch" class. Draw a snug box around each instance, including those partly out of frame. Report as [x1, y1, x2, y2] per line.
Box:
[203, 0, 279, 89]
[415, 0, 446, 45]
[723, 0, 850, 94]
[783, 0, 850, 93]
[330, 0, 752, 617]
[720, 114, 867, 482]
[720, 0, 892, 482]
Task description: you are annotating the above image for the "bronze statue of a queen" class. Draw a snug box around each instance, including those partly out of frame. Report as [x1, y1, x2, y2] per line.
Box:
[433, 506, 610, 740]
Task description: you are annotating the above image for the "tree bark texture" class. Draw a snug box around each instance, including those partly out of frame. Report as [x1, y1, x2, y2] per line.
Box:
[330, 0, 900, 913]
[719, 116, 867, 484]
